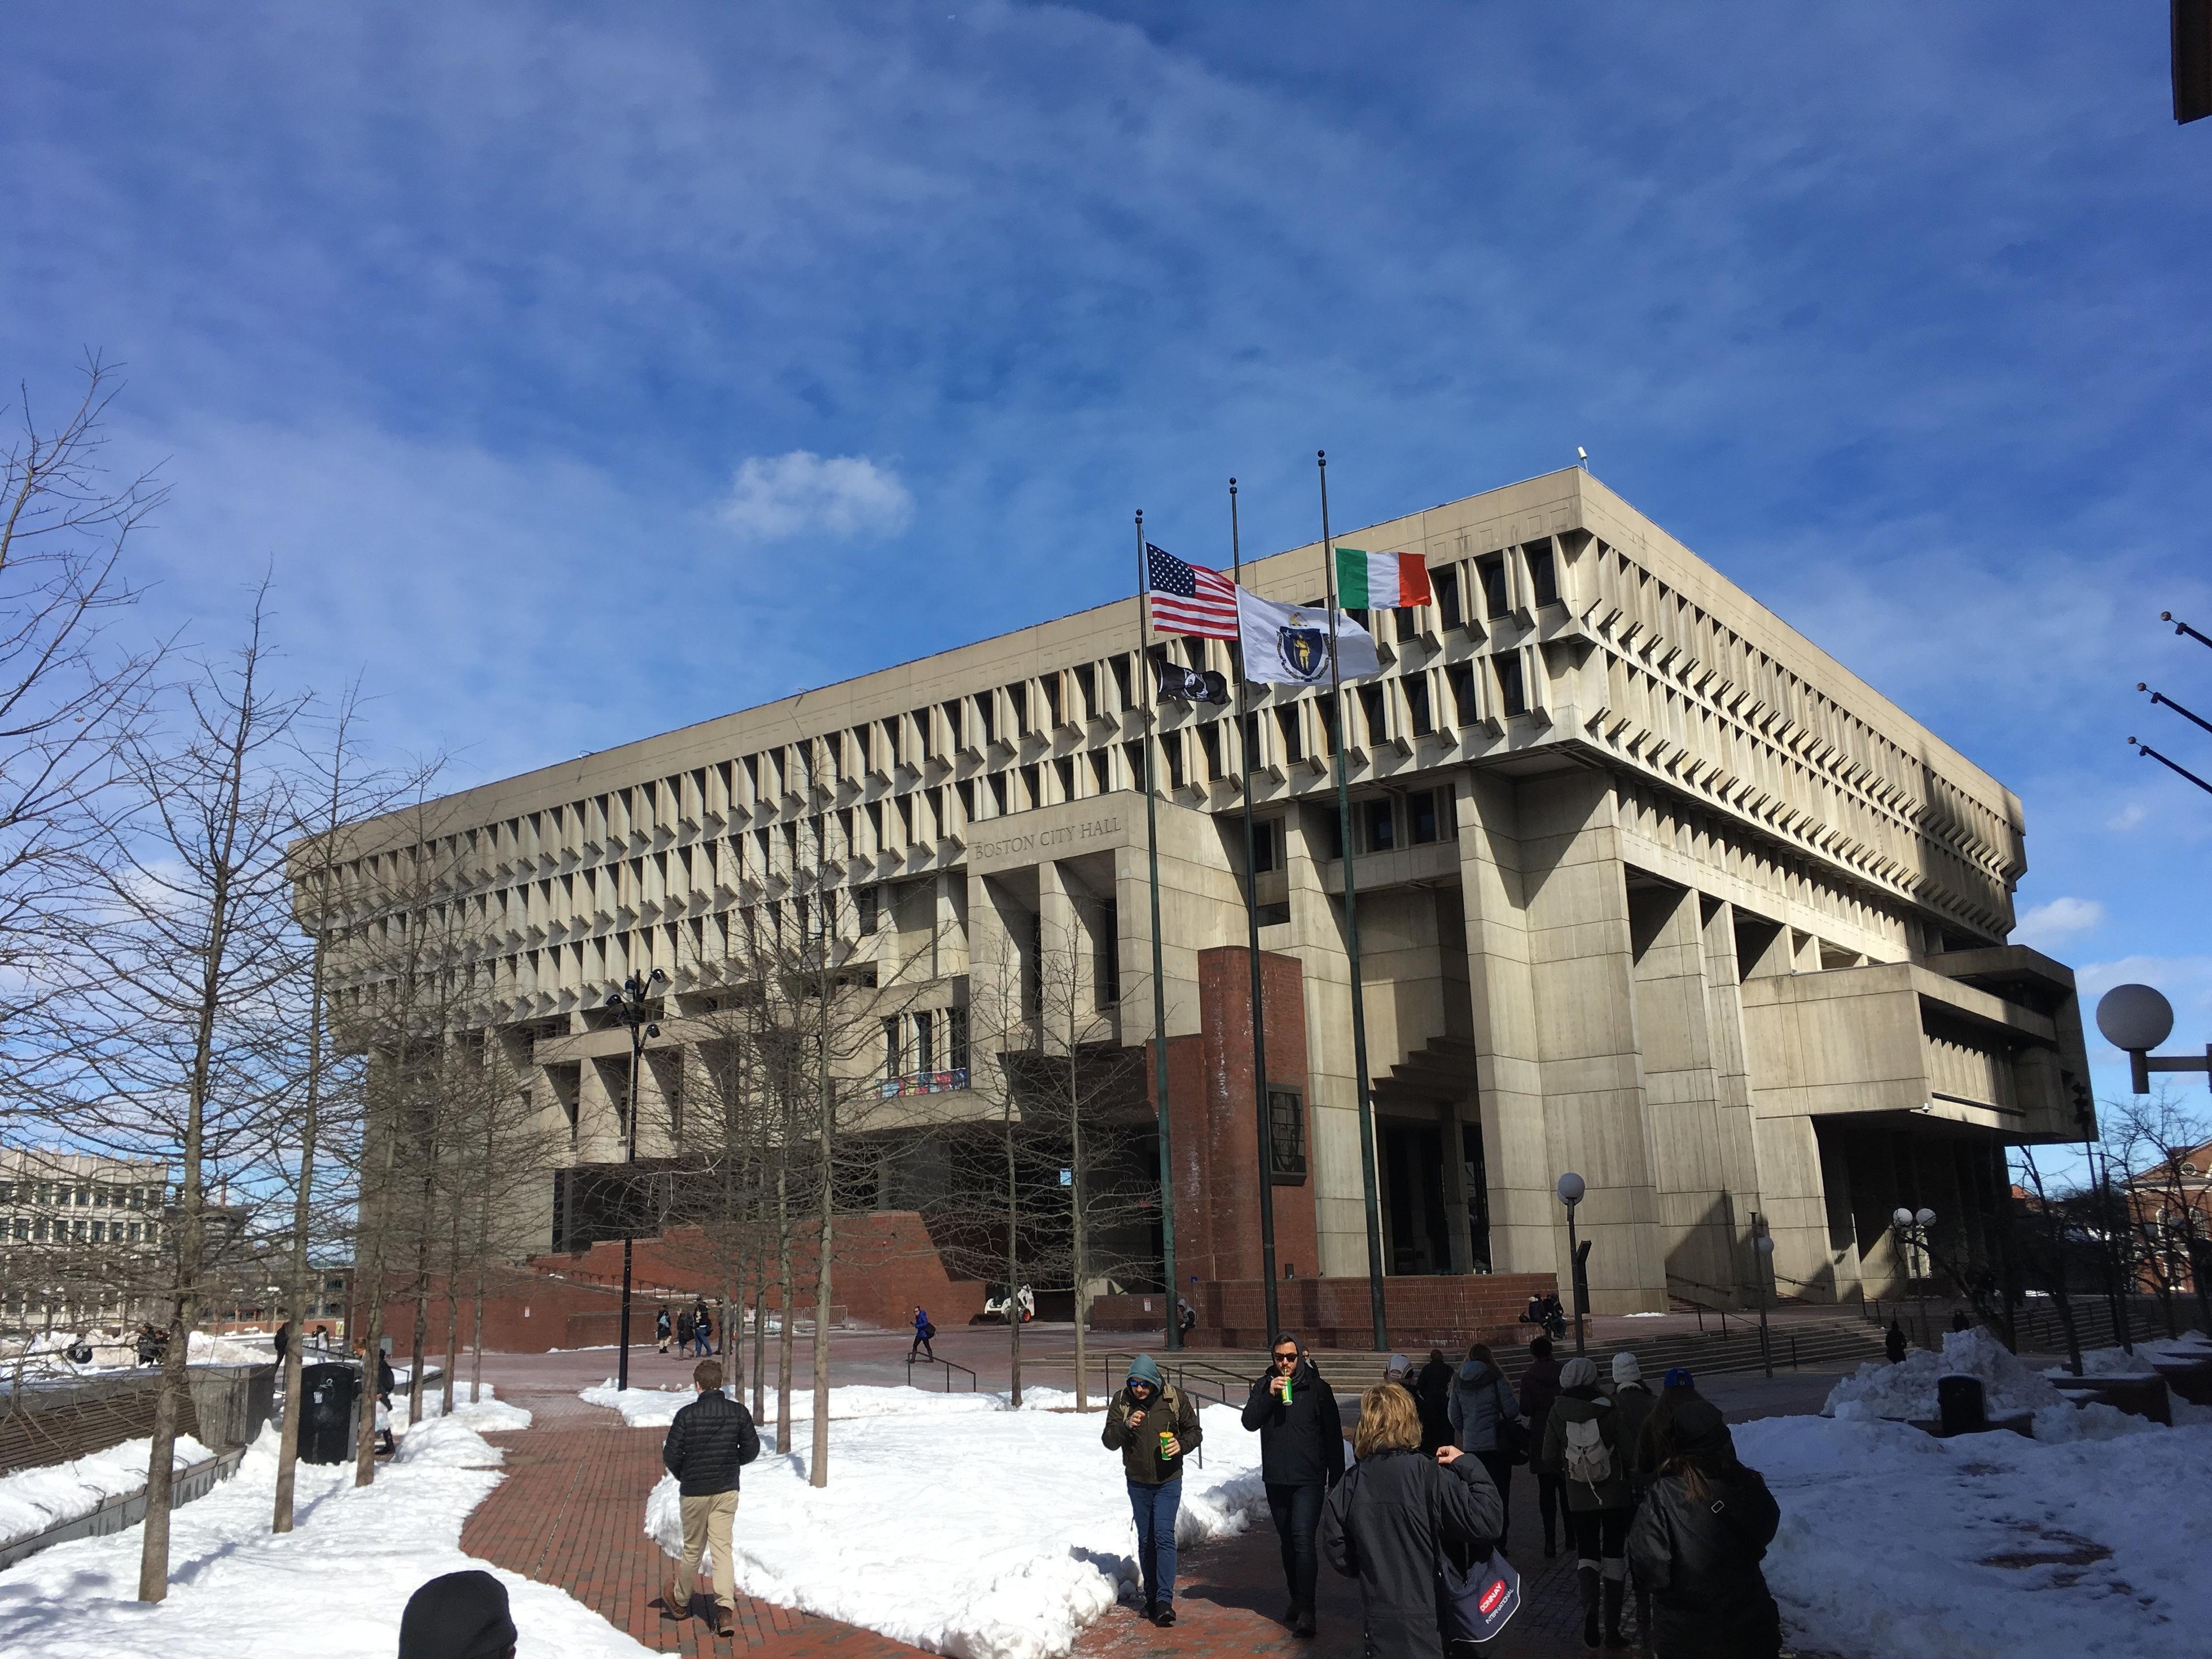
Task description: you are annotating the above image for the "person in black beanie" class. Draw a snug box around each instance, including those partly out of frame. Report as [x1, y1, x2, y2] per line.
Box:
[397, 1569, 518, 1659]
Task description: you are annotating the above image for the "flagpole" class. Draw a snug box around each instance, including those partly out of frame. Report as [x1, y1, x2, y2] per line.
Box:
[1136, 510, 1183, 1353]
[1230, 479, 1281, 1345]
[1317, 450, 1389, 1353]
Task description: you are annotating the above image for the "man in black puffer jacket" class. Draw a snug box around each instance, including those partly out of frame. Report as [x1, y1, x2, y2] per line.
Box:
[660, 1358, 760, 1637]
[1241, 1334, 1345, 1637]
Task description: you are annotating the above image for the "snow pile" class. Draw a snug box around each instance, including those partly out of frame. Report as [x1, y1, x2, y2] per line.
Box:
[585, 1381, 1074, 1429]
[642, 1400, 1266, 1659]
[0, 1330, 142, 1378]
[398, 1378, 533, 1434]
[186, 1331, 269, 1366]
[393, 1416, 503, 1469]
[0, 1434, 216, 1546]
[1740, 1412, 2212, 1659]
[0, 1424, 651, 1658]
[1824, 1328, 2065, 1421]
[2063, 1332, 2212, 1377]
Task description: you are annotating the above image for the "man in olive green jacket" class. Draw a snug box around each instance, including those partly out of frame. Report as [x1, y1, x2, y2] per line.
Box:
[1101, 1354, 1203, 1626]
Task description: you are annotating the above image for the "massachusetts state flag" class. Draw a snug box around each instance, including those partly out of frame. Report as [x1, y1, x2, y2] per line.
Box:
[1146, 543, 1240, 639]
[1236, 589, 1381, 685]
[1334, 547, 1430, 608]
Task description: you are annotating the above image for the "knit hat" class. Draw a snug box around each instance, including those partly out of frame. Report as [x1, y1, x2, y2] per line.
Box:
[1662, 1366, 1695, 1391]
[1559, 1356, 1600, 1391]
[1384, 1352, 1412, 1380]
[397, 1570, 517, 1659]
[1126, 1353, 1165, 1390]
[1666, 1396, 1732, 1456]
[1611, 1351, 1643, 1384]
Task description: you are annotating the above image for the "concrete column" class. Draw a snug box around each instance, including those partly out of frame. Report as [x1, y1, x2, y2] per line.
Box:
[1037, 859, 1078, 1050]
[1700, 898, 1766, 1303]
[1280, 800, 1368, 1279]
[1516, 771, 1665, 1313]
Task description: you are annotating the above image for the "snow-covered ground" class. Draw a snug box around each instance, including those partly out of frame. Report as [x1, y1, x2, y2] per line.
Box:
[634, 1392, 1267, 1659]
[0, 1433, 216, 1546]
[1744, 1410, 2212, 1659]
[583, 1379, 1068, 1428]
[0, 1419, 645, 1658]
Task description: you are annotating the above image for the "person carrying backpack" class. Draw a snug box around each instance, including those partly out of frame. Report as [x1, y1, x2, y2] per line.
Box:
[675, 1306, 695, 1354]
[911, 1305, 936, 1361]
[1542, 1355, 1634, 1649]
[1608, 1353, 1658, 1650]
[1626, 1395, 1781, 1659]
[657, 1306, 673, 1354]
[1101, 1353, 1202, 1627]
[1446, 1342, 1522, 1552]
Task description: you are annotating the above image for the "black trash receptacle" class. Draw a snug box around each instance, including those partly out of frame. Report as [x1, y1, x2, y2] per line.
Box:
[1937, 1373, 1987, 1437]
[298, 1362, 361, 1464]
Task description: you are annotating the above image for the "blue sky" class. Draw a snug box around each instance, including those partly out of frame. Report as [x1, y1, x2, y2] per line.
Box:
[5, 2, 2209, 1112]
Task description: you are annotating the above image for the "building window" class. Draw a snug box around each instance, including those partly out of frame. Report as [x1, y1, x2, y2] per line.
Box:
[91, 1221, 104, 1243]
[1197, 725, 1221, 781]
[1163, 737, 1184, 792]
[1252, 819, 1283, 874]
[1073, 663, 1097, 721]
[1055, 756, 1076, 801]
[1526, 543, 1559, 607]
[884, 1015, 904, 1078]
[1495, 653, 1527, 717]
[1089, 750, 1111, 794]
[128, 1222, 142, 1243]
[1096, 903, 1121, 1005]
[146, 1223, 159, 1245]
[914, 1011, 934, 1073]
[1020, 762, 1041, 808]
[1009, 682, 1031, 737]
[1406, 675, 1433, 738]
[1435, 566, 1463, 631]
[975, 693, 996, 745]
[1361, 796, 1395, 853]
[1477, 554, 1509, 618]
[1268, 1089, 1308, 1183]
[1408, 787, 1443, 845]
[1446, 662, 1478, 726]
[990, 773, 1009, 816]
[1358, 685, 1387, 747]
[1275, 704, 1305, 764]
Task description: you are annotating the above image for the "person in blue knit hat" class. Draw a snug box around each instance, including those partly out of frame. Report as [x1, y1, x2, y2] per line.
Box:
[1101, 1352, 1202, 1627]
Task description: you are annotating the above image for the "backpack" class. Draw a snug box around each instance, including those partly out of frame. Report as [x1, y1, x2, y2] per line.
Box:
[1563, 1414, 1613, 1488]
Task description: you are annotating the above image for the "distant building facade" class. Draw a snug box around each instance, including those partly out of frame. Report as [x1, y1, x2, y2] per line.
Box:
[0, 1147, 172, 1331]
[302, 468, 2090, 1315]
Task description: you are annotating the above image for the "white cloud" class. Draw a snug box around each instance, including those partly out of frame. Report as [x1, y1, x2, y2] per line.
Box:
[2013, 896, 2105, 951]
[715, 452, 913, 544]
[2106, 801, 2148, 832]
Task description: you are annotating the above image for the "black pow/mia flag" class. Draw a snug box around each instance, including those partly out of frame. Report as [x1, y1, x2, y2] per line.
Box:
[1154, 659, 1229, 705]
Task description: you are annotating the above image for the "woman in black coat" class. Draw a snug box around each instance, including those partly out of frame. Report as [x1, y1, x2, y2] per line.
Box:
[1626, 1396, 1783, 1659]
[1321, 1384, 1503, 1659]
[1414, 1349, 1455, 1455]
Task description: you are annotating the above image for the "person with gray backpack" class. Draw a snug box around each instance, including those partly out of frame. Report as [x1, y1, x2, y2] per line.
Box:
[1541, 1356, 1634, 1649]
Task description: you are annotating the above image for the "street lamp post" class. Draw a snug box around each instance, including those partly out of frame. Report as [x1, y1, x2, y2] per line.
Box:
[1893, 1206, 1936, 1349]
[606, 968, 666, 1392]
[1557, 1173, 1588, 1357]
[1752, 1221, 1775, 1378]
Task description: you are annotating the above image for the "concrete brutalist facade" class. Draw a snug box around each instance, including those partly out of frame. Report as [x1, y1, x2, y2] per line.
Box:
[303, 468, 2089, 1314]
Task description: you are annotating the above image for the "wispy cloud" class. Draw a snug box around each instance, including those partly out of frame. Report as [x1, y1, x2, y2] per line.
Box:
[715, 452, 913, 544]
[2014, 897, 2105, 952]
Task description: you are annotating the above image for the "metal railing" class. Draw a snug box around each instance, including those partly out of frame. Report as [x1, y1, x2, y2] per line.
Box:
[904, 1353, 978, 1392]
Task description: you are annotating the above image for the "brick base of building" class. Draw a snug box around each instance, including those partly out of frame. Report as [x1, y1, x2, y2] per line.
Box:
[1090, 1271, 1558, 1350]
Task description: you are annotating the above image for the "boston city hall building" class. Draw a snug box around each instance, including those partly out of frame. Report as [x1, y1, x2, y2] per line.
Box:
[309, 468, 2090, 1344]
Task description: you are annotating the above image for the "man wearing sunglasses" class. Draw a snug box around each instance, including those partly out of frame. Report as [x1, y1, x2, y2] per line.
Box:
[1241, 1334, 1344, 1637]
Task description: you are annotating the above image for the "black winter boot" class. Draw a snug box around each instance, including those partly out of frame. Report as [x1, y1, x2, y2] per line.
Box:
[1578, 1566, 1601, 1650]
[1601, 1576, 1627, 1648]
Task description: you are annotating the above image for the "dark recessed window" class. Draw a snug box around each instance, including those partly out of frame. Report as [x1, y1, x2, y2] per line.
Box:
[1055, 756, 1076, 800]
[1043, 676, 1063, 728]
[976, 694, 997, 745]
[1406, 675, 1433, 738]
[1409, 788, 1443, 845]
[1073, 664, 1097, 721]
[1276, 704, 1305, 764]
[1526, 543, 1559, 607]
[1257, 902, 1291, 927]
[1268, 1089, 1308, 1183]
[1358, 684, 1387, 745]
[989, 773, 1008, 816]
[1447, 662, 1479, 726]
[949, 1006, 970, 1071]
[1435, 567, 1464, 631]
[1010, 683, 1030, 736]
[1478, 554, 1509, 618]
[1096, 903, 1121, 1005]
[1021, 762, 1041, 806]
[858, 887, 879, 935]
[1362, 796, 1396, 853]
[1252, 818, 1283, 874]
[1090, 750, 1111, 794]
[1164, 736, 1185, 791]
[1198, 724, 1222, 781]
[1109, 653, 1132, 709]
[1496, 653, 1527, 717]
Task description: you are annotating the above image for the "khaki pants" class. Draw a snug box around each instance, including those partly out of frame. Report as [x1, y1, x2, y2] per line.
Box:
[677, 1488, 738, 1612]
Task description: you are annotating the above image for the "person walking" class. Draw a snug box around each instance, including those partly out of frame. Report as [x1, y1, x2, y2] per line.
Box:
[911, 1305, 936, 1361]
[675, 1305, 695, 1355]
[274, 1319, 293, 1368]
[1320, 1382, 1504, 1659]
[1884, 1317, 1907, 1363]
[660, 1358, 761, 1638]
[1414, 1348, 1455, 1455]
[1240, 1334, 1345, 1637]
[1542, 1355, 1634, 1649]
[1520, 1335, 1566, 1558]
[1102, 1353, 1200, 1627]
[1446, 1342, 1522, 1552]
[1608, 1353, 1658, 1651]
[1626, 1395, 1782, 1659]
[656, 1306, 673, 1354]
[692, 1302, 714, 1357]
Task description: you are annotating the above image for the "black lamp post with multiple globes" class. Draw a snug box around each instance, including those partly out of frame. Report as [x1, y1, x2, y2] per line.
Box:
[607, 967, 665, 1392]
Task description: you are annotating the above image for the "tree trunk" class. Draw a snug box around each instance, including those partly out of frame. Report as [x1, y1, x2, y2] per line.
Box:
[810, 1003, 835, 1486]
[275, 934, 328, 1532]
[1069, 1051, 1089, 1411]
[1006, 1093, 1022, 1408]
[775, 1156, 794, 1454]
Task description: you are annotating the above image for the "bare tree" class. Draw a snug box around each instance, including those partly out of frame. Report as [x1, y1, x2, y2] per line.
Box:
[2105, 1086, 2212, 1338]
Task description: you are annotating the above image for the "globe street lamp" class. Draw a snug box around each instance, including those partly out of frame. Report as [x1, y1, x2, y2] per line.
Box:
[607, 968, 666, 1392]
[1556, 1172, 1588, 1356]
[2095, 983, 2211, 1096]
[1893, 1206, 1936, 1349]
[1752, 1221, 1776, 1378]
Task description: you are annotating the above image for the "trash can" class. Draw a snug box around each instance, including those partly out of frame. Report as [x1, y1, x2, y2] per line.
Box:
[1936, 1373, 1987, 1437]
[298, 1362, 360, 1464]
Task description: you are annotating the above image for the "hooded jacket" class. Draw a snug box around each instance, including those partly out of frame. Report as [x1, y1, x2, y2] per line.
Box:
[1413, 1357, 1455, 1450]
[1102, 1354, 1202, 1486]
[1241, 1354, 1345, 1487]
[1319, 1448, 1504, 1659]
[1518, 1350, 1563, 1444]
[1609, 1381, 1658, 1491]
[1626, 1425, 1782, 1659]
[1541, 1367, 1631, 1512]
[1445, 1360, 1519, 1455]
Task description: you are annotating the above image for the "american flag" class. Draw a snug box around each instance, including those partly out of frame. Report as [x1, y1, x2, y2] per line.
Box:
[1145, 543, 1240, 640]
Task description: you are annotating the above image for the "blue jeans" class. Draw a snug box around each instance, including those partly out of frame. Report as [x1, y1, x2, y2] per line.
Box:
[1127, 1476, 1183, 1610]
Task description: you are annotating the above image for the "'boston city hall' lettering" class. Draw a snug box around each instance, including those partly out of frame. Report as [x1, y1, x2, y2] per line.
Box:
[298, 468, 2089, 1340]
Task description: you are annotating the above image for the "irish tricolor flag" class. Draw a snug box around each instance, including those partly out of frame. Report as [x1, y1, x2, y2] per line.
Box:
[1334, 547, 1431, 608]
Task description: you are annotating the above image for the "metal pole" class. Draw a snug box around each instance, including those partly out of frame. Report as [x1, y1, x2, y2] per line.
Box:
[618, 1005, 641, 1392]
[1137, 511, 1181, 1351]
[1566, 1206, 1585, 1356]
[1317, 452, 1389, 1353]
[1231, 479, 1281, 1345]
[1753, 1213, 1772, 1380]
